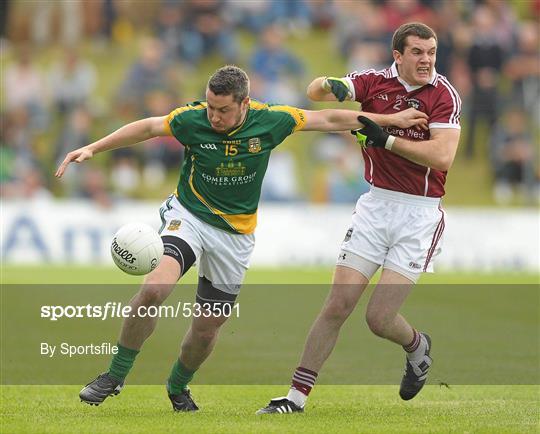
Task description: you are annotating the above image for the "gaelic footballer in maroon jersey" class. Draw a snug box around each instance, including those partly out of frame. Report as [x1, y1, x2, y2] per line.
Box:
[258, 22, 462, 416]
[344, 62, 461, 197]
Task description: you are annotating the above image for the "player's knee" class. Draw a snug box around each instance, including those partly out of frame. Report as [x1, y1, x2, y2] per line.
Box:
[138, 282, 168, 306]
[193, 327, 218, 345]
[365, 310, 392, 337]
[185, 324, 221, 348]
[322, 296, 355, 323]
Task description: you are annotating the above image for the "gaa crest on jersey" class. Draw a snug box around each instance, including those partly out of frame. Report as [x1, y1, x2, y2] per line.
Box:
[248, 137, 261, 153]
[407, 98, 421, 110]
[200, 143, 217, 150]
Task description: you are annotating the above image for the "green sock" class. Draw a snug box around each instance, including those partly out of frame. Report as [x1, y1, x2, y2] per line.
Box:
[108, 343, 140, 381]
[167, 359, 195, 394]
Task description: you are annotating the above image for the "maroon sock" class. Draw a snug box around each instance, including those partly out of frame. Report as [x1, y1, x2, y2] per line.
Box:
[291, 366, 318, 396]
[403, 329, 421, 353]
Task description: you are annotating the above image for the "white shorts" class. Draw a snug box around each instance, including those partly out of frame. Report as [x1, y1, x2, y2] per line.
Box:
[337, 187, 445, 282]
[159, 195, 255, 294]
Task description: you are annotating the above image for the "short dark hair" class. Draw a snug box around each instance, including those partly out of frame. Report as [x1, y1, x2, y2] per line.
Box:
[392, 22, 437, 54]
[207, 65, 249, 103]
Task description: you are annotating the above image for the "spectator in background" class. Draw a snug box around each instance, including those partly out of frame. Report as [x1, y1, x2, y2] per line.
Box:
[55, 106, 94, 197]
[261, 150, 301, 202]
[79, 166, 114, 209]
[465, 5, 505, 159]
[308, 0, 335, 30]
[483, 0, 519, 52]
[1, 108, 42, 202]
[504, 21, 540, 121]
[491, 107, 537, 205]
[335, 2, 390, 59]
[227, 0, 271, 34]
[310, 133, 369, 203]
[0, 0, 7, 39]
[80, 0, 114, 45]
[4, 108, 40, 176]
[117, 37, 170, 112]
[100, 0, 118, 43]
[249, 24, 305, 106]
[267, 0, 312, 35]
[312, 132, 370, 203]
[140, 90, 183, 189]
[0, 113, 11, 184]
[3, 46, 48, 130]
[347, 39, 387, 75]
[48, 47, 97, 115]
[109, 155, 141, 197]
[381, 0, 436, 33]
[154, 2, 184, 61]
[30, 1, 82, 46]
[1, 166, 53, 202]
[428, 1, 460, 78]
[179, 0, 237, 65]
[533, 0, 540, 20]
[56, 106, 92, 164]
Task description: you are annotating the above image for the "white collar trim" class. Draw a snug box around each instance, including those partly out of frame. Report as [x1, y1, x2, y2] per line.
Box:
[389, 62, 437, 92]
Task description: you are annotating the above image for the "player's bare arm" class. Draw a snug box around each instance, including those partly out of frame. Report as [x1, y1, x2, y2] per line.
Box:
[301, 108, 428, 133]
[307, 76, 350, 102]
[391, 128, 460, 171]
[55, 116, 170, 178]
[354, 116, 460, 171]
[302, 109, 365, 132]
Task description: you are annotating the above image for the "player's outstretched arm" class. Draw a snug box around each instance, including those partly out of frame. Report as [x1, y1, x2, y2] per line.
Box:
[55, 116, 169, 178]
[301, 108, 428, 133]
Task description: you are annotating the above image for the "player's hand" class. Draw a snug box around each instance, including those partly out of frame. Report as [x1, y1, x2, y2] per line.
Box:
[55, 147, 94, 178]
[351, 116, 395, 150]
[391, 108, 429, 130]
[321, 77, 352, 102]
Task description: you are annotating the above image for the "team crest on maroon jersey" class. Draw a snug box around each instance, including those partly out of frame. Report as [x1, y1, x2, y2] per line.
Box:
[248, 137, 261, 153]
[407, 98, 421, 110]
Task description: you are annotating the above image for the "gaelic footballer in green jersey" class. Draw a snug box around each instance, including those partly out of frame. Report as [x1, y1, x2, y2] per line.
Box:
[164, 100, 306, 234]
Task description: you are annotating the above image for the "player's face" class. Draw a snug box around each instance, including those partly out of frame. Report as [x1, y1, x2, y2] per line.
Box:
[393, 36, 437, 86]
[206, 90, 249, 133]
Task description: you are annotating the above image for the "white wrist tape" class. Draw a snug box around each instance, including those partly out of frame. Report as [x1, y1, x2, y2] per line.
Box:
[321, 78, 330, 92]
[385, 135, 395, 151]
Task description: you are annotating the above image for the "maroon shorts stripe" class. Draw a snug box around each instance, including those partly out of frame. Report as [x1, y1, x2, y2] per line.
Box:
[423, 207, 445, 272]
[423, 220, 444, 272]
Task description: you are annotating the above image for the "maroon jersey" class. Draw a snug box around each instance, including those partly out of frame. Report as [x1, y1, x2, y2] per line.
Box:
[345, 63, 461, 197]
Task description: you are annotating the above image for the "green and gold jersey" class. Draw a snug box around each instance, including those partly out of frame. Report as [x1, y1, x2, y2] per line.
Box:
[165, 100, 306, 234]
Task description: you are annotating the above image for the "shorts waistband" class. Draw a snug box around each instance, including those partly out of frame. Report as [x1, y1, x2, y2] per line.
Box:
[370, 187, 441, 207]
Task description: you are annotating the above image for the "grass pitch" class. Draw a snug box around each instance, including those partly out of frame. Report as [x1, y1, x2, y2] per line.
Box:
[1, 385, 538, 434]
[1, 266, 539, 433]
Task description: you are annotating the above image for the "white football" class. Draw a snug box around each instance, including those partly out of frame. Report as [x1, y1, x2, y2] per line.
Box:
[111, 223, 164, 275]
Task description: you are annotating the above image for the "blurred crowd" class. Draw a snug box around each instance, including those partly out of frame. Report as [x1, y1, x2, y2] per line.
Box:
[1, 0, 539, 206]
